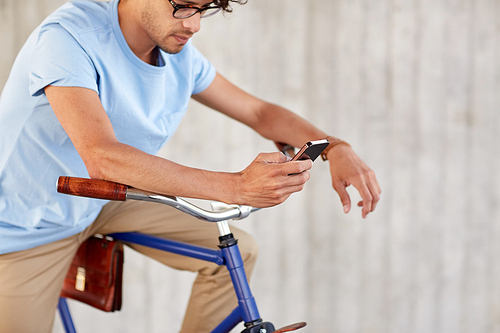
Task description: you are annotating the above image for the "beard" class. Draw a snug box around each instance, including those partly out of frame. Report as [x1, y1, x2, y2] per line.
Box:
[141, 5, 192, 55]
[156, 32, 192, 54]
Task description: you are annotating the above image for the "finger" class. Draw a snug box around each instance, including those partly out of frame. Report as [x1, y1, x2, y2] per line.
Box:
[332, 181, 351, 214]
[353, 182, 373, 218]
[259, 152, 289, 164]
[264, 178, 309, 206]
[263, 168, 309, 193]
[283, 160, 313, 176]
[369, 177, 382, 212]
[279, 183, 308, 197]
[361, 171, 381, 213]
[356, 187, 380, 212]
[281, 170, 311, 188]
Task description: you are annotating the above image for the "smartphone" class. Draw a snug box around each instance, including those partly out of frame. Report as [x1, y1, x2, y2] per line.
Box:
[291, 139, 330, 162]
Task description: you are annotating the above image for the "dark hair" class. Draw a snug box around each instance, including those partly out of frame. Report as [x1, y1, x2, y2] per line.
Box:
[213, 0, 247, 13]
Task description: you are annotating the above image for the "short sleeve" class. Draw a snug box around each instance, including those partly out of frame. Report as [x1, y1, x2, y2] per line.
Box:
[190, 45, 216, 95]
[29, 23, 99, 97]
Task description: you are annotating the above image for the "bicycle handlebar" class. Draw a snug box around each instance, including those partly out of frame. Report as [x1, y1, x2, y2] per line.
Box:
[57, 176, 128, 201]
[57, 176, 259, 222]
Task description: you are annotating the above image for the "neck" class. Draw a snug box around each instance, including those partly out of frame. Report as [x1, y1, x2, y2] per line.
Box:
[117, 0, 157, 65]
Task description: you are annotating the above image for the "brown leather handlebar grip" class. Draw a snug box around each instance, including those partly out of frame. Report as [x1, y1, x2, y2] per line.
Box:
[57, 176, 128, 201]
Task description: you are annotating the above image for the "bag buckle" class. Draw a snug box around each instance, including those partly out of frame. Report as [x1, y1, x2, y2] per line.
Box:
[75, 267, 86, 291]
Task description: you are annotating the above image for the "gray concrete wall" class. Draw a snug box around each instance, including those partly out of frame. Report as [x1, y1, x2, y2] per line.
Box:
[1, 0, 500, 332]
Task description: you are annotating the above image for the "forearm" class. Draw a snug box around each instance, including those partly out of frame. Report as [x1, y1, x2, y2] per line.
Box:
[85, 141, 240, 204]
[84, 141, 314, 208]
[251, 102, 328, 148]
[193, 73, 330, 148]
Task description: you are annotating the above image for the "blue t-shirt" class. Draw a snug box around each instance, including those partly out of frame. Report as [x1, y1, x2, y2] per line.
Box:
[0, 0, 216, 254]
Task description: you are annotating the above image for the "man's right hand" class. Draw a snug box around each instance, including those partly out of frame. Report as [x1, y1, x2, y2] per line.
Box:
[234, 152, 312, 208]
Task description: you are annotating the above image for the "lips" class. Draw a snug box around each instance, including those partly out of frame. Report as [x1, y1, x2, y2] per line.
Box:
[173, 34, 191, 44]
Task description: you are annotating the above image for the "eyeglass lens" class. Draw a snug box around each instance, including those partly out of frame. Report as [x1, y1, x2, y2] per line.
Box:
[174, 7, 221, 19]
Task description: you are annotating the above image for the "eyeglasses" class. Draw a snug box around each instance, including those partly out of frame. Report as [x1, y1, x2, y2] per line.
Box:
[168, 0, 222, 19]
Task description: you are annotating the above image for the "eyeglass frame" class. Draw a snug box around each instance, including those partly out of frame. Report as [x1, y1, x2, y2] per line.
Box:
[168, 0, 222, 19]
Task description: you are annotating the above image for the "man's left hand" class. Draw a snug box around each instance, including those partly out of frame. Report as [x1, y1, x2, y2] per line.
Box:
[326, 144, 381, 218]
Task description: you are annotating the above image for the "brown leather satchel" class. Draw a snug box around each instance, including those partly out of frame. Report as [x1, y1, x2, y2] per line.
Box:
[60, 235, 124, 312]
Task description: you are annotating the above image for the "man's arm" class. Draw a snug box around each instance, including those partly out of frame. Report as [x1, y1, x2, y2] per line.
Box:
[44, 85, 313, 208]
[193, 73, 381, 218]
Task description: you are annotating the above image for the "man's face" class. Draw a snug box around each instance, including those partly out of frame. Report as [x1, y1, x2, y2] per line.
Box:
[141, 0, 213, 54]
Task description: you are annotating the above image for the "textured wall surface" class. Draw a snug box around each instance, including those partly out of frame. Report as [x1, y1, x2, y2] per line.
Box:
[1, 0, 500, 332]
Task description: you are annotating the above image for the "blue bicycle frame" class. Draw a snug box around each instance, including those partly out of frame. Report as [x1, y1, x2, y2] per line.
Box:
[58, 229, 272, 333]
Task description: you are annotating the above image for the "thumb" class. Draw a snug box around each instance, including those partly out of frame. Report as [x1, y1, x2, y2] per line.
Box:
[333, 181, 351, 214]
[259, 152, 289, 164]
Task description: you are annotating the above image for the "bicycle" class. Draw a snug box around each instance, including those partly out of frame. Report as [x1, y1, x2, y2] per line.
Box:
[56, 175, 307, 333]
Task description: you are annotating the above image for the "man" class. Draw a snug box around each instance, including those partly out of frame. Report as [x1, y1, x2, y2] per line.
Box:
[0, 0, 381, 332]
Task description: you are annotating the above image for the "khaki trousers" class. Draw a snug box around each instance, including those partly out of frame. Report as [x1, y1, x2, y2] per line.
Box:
[0, 200, 258, 333]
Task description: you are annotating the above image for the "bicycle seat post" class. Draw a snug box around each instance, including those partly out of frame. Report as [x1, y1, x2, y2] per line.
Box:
[216, 221, 231, 237]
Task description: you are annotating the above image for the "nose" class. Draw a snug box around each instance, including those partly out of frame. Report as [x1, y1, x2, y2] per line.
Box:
[182, 13, 201, 34]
